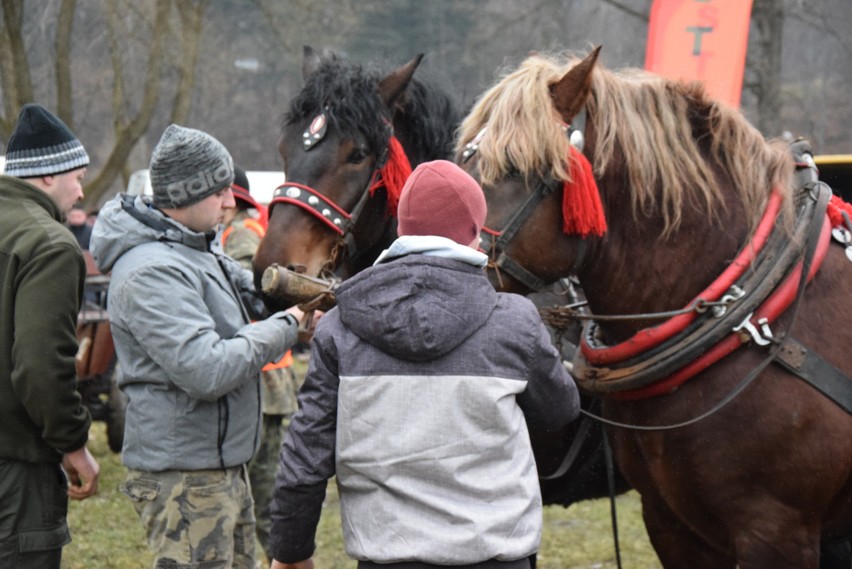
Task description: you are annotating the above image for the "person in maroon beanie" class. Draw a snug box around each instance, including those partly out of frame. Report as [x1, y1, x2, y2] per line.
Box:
[268, 160, 580, 569]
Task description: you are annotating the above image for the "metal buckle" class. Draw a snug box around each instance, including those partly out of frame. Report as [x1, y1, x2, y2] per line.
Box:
[711, 285, 746, 318]
[733, 313, 773, 346]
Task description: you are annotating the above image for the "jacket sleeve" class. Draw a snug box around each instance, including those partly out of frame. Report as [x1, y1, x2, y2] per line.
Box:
[110, 262, 297, 401]
[268, 319, 340, 563]
[218, 251, 268, 320]
[12, 242, 91, 453]
[516, 305, 580, 436]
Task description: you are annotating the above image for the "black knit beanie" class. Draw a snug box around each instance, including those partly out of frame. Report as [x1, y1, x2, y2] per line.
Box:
[4, 104, 89, 177]
[149, 124, 234, 209]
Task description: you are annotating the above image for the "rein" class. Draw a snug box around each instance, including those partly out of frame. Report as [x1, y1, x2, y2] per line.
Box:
[479, 135, 844, 429]
[481, 177, 587, 292]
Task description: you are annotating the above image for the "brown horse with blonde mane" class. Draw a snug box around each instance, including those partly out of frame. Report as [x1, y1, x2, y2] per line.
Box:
[457, 47, 852, 568]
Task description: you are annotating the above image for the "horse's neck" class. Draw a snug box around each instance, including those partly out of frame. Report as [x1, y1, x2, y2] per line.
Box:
[578, 187, 749, 344]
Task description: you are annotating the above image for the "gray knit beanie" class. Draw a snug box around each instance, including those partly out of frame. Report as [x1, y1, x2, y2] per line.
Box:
[149, 124, 234, 209]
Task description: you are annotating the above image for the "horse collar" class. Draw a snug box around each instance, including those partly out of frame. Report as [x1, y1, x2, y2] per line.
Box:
[575, 178, 834, 399]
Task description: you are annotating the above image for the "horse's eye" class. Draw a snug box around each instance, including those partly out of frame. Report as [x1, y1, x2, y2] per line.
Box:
[347, 148, 369, 164]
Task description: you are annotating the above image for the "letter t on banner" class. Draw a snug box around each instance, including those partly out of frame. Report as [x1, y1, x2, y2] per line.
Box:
[644, 0, 753, 107]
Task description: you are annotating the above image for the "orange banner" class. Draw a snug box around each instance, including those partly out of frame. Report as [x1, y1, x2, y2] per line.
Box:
[645, 0, 753, 107]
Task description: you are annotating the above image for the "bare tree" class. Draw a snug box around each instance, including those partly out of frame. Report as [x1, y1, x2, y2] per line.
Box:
[0, 1, 209, 206]
[0, 0, 34, 134]
[2, 0, 850, 209]
[746, 0, 784, 136]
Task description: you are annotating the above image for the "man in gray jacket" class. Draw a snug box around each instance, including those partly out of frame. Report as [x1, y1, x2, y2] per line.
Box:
[268, 160, 580, 569]
[90, 125, 301, 569]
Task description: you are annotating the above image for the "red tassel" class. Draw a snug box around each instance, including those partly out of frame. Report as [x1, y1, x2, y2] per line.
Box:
[827, 194, 852, 228]
[257, 205, 269, 230]
[562, 146, 606, 237]
[372, 136, 412, 218]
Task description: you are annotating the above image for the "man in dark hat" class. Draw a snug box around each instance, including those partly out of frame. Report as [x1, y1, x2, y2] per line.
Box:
[268, 160, 580, 569]
[0, 103, 100, 569]
[90, 125, 304, 569]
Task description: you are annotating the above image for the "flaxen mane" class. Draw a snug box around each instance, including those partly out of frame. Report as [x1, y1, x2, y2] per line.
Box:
[458, 52, 794, 234]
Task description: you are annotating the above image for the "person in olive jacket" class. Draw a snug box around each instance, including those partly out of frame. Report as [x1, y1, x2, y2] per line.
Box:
[0, 104, 100, 569]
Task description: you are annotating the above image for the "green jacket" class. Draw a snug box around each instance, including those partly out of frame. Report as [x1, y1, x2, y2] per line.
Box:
[0, 175, 91, 463]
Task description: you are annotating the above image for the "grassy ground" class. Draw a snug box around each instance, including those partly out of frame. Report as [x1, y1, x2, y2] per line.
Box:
[63, 422, 661, 569]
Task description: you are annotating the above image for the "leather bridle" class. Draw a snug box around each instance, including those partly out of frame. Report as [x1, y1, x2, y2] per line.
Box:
[479, 177, 588, 292]
[463, 112, 589, 293]
[267, 112, 392, 272]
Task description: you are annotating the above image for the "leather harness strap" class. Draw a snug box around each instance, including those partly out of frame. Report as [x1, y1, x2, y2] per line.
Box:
[480, 179, 555, 292]
[481, 177, 588, 292]
[775, 338, 852, 414]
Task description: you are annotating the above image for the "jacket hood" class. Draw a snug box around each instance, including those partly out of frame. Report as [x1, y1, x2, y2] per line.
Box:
[90, 193, 212, 274]
[335, 247, 497, 362]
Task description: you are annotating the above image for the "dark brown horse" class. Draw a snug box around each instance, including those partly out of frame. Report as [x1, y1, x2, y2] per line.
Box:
[253, 46, 460, 310]
[251, 47, 630, 512]
[457, 48, 852, 568]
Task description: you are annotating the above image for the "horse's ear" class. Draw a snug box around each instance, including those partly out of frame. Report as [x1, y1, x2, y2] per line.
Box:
[378, 53, 424, 109]
[302, 45, 322, 80]
[550, 45, 601, 122]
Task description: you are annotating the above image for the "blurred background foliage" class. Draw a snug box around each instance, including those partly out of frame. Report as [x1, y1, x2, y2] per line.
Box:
[1, 0, 851, 207]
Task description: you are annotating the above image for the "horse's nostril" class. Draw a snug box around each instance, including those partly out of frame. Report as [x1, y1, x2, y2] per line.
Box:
[288, 264, 307, 274]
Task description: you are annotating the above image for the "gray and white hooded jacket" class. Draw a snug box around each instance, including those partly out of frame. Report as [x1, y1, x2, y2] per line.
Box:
[269, 235, 580, 566]
[90, 194, 298, 471]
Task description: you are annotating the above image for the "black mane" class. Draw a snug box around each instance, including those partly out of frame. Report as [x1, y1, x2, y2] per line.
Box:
[285, 52, 459, 164]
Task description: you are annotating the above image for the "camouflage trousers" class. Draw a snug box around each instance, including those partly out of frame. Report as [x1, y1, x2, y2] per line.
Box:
[121, 465, 256, 569]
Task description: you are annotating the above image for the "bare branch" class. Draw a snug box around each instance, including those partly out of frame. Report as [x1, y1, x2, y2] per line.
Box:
[170, 0, 208, 124]
[83, 0, 173, 203]
[55, 0, 76, 125]
[104, 0, 126, 131]
[2, 0, 33, 109]
[600, 0, 650, 22]
[0, 11, 14, 136]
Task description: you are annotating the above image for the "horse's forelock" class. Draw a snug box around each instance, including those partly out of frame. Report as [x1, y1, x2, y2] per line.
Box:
[284, 57, 391, 157]
[457, 54, 577, 189]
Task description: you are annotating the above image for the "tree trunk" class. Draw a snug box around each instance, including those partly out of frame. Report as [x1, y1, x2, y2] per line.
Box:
[0, 0, 34, 136]
[750, 0, 784, 136]
[84, 0, 208, 205]
[55, 0, 76, 126]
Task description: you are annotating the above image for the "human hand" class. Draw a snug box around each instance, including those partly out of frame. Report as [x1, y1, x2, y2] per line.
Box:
[270, 557, 314, 569]
[284, 305, 305, 322]
[296, 310, 324, 344]
[62, 446, 100, 500]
